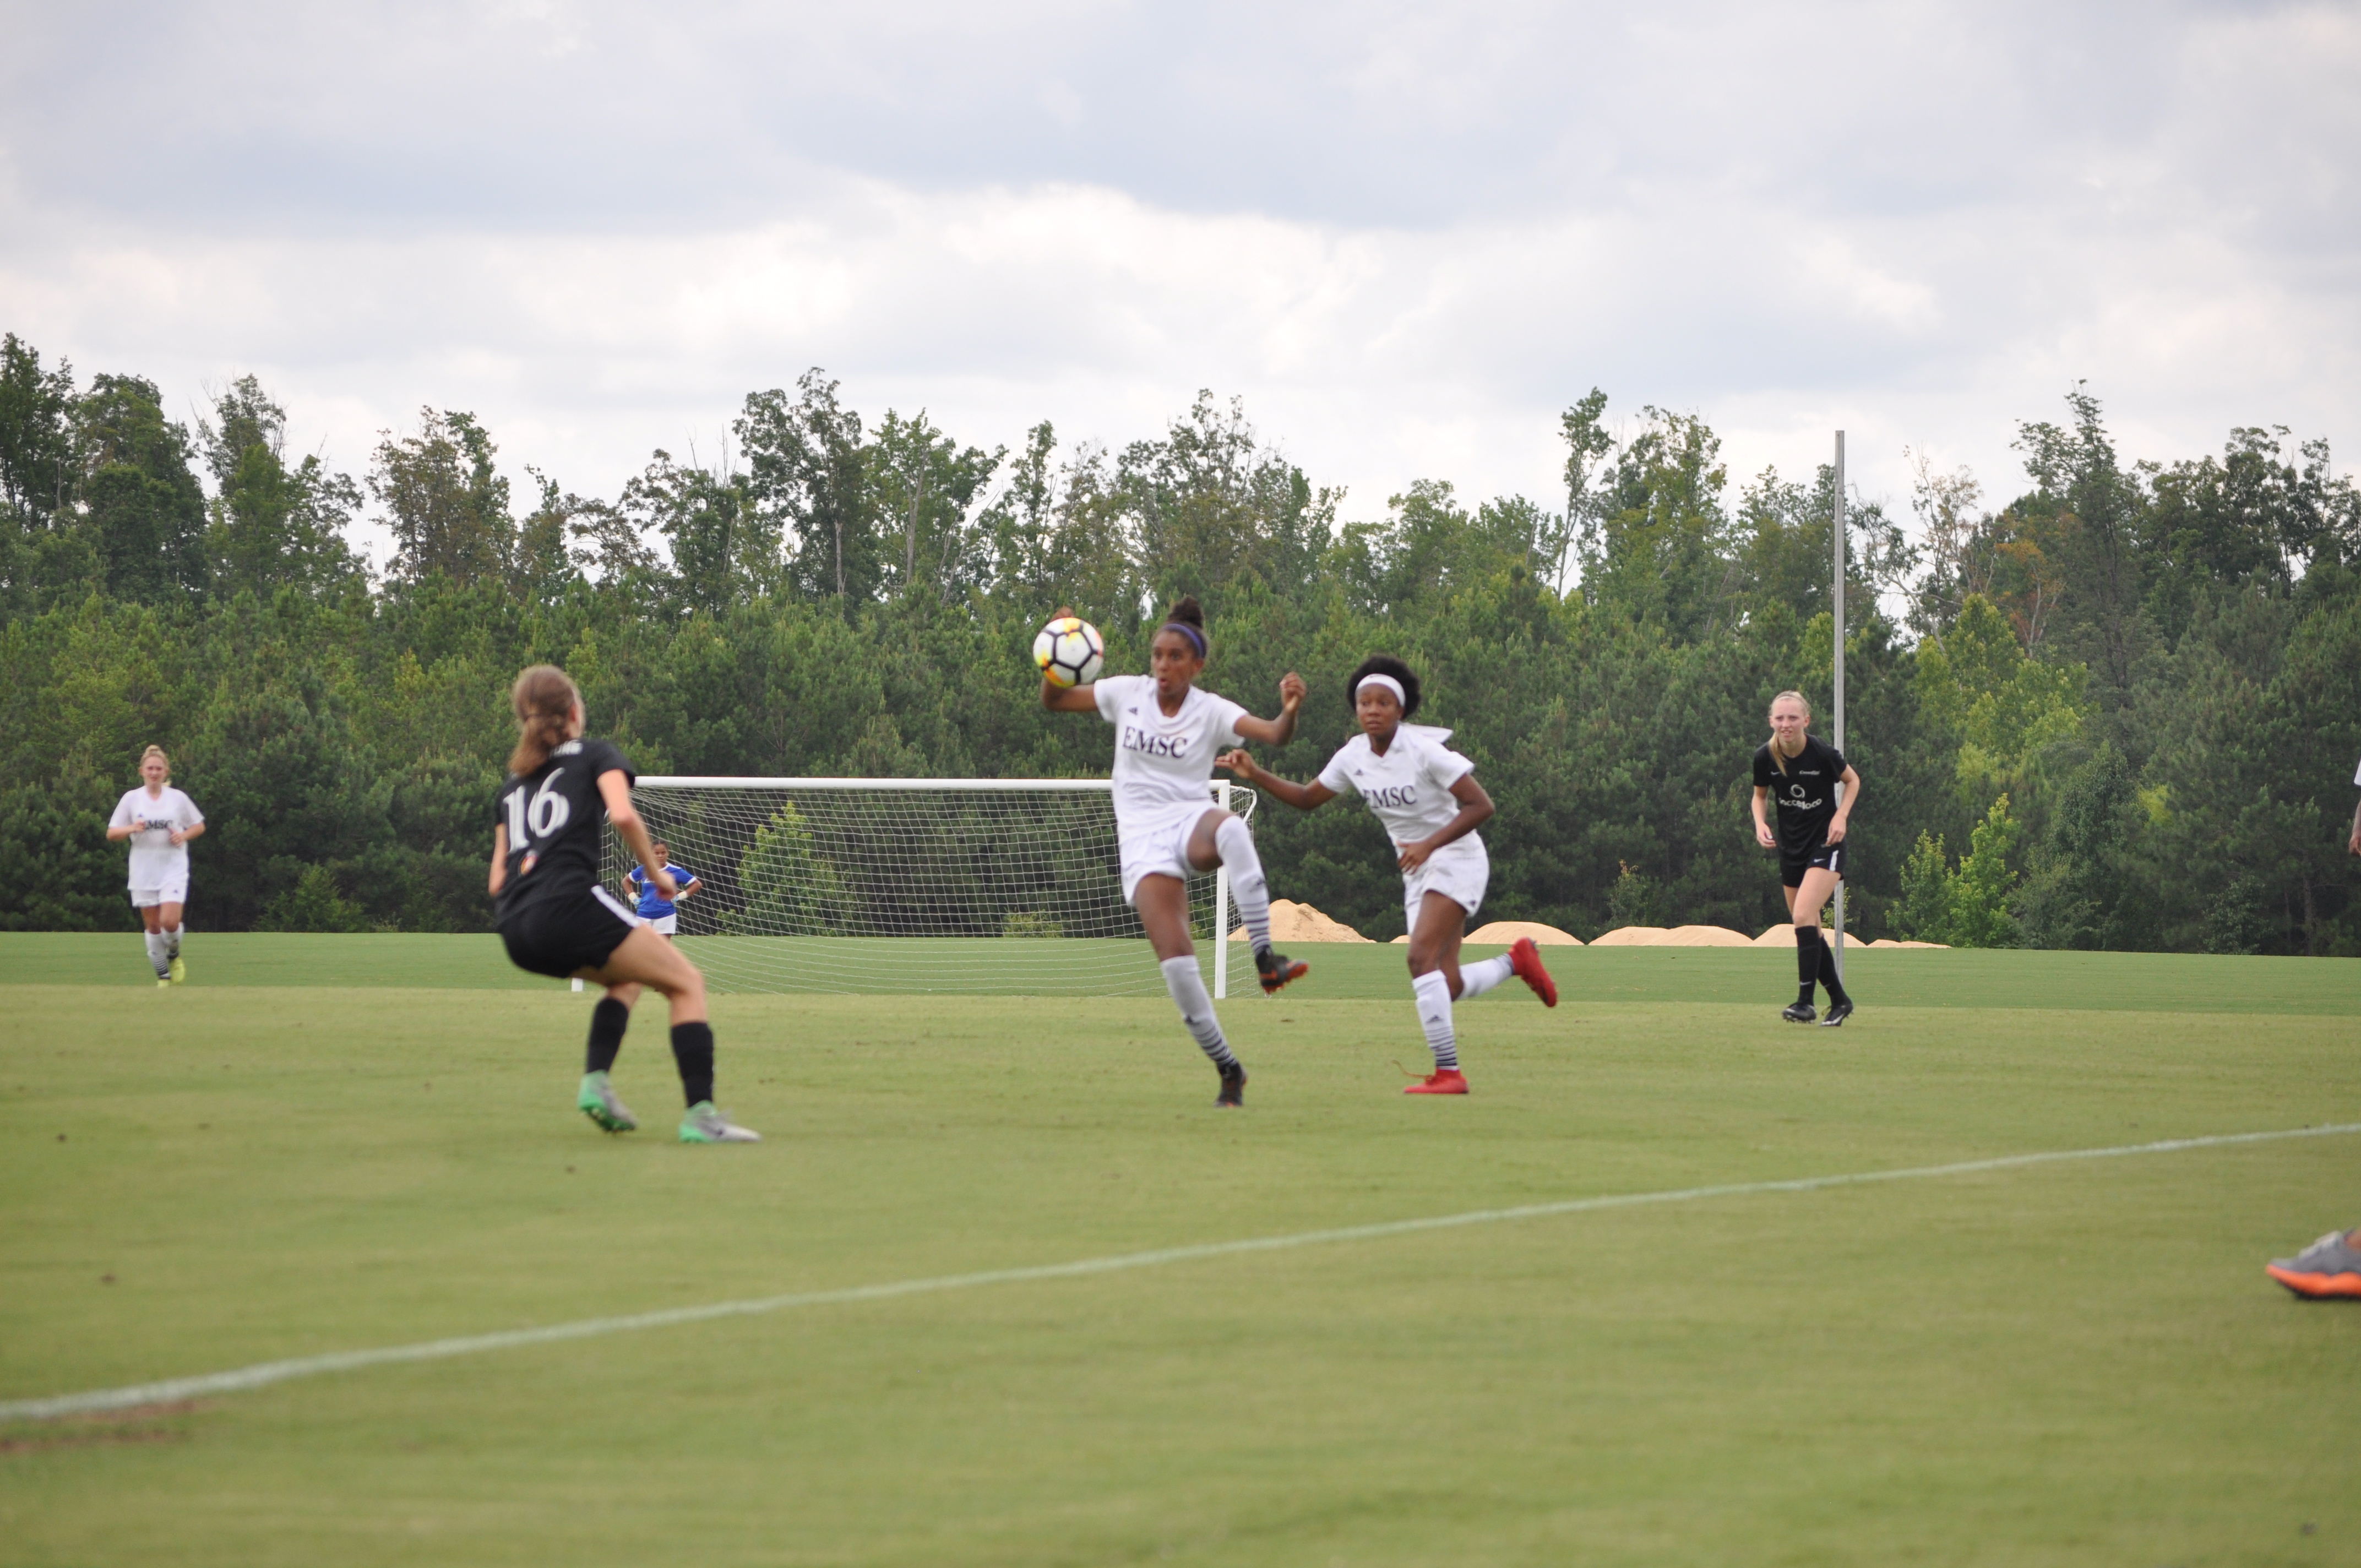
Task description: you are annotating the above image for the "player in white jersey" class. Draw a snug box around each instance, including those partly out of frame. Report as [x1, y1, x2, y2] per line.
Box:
[1041, 595, 1309, 1107]
[1220, 656, 1557, 1095]
[105, 745, 206, 986]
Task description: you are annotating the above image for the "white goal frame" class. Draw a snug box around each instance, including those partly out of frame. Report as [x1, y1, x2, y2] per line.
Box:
[601, 775, 1250, 998]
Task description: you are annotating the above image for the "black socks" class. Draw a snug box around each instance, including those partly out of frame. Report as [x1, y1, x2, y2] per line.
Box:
[585, 997, 630, 1074]
[670, 1022, 715, 1108]
[1818, 935, 1851, 1007]
[1794, 924, 1852, 1007]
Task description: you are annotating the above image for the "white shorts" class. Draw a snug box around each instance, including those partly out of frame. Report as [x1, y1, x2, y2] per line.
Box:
[1402, 837, 1488, 932]
[1119, 807, 1213, 905]
[130, 870, 190, 909]
[647, 913, 678, 936]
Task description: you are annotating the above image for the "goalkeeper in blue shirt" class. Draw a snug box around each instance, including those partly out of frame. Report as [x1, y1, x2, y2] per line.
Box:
[625, 842, 700, 938]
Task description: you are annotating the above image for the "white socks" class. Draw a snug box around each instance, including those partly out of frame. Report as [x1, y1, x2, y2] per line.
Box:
[1459, 955, 1513, 998]
[1412, 970, 1459, 1071]
[165, 925, 183, 957]
[143, 931, 169, 976]
[1160, 956, 1237, 1069]
[1212, 815, 1271, 954]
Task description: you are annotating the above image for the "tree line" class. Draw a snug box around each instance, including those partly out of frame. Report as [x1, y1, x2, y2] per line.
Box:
[2, 333, 2356, 953]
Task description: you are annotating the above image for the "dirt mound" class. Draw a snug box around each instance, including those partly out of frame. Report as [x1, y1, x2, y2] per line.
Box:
[1595, 925, 1754, 946]
[1465, 920, 1584, 946]
[1227, 898, 1372, 943]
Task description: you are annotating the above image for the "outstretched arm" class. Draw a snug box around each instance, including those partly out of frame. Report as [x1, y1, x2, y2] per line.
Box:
[1230, 672, 1305, 747]
[1217, 749, 1336, 813]
[1398, 774, 1494, 870]
[1041, 677, 1099, 713]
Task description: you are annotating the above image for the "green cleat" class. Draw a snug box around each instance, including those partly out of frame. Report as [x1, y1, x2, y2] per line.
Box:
[577, 1071, 638, 1133]
[156, 976, 172, 988]
[168, 954, 186, 984]
[679, 1101, 760, 1144]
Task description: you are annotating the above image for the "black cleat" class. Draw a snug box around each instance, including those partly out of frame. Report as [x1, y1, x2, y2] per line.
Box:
[1818, 999, 1854, 1027]
[1216, 1064, 1247, 1108]
[1255, 948, 1308, 995]
[1781, 1002, 1817, 1024]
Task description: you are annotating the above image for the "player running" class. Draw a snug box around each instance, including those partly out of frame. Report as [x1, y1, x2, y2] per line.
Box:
[1040, 596, 1308, 1108]
[105, 745, 205, 987]
[1750, 689, 1862, 1026]
[625, 842, 700, 937]
[1219, 656, 1556, 1096]
[491, 665, 757, 1144]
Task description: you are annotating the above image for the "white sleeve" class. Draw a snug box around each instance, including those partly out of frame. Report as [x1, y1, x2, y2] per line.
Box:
[176, 791, 204, 827]
[2353, 755, 2360, 787]
[1212, 695, 1250, 749]
[109, 793, 138, 830]
[1426, 742, 1477, 791]
[1315, 743, 1358, 795]
[1092, 674, 1138, 723]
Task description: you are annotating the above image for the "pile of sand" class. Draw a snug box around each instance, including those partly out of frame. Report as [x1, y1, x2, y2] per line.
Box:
[1466, 921, 1584, 946]
[1753, 924, 1946, 949]
[1227, 899, 1373, 943]
[1591, 924, 1753, 946]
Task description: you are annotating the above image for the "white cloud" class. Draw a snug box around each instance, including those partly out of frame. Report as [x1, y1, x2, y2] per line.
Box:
[0, 0, 2354, 574]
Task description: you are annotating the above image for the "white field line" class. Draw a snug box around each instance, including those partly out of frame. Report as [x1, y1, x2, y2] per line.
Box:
[8, 1121, 2355, 1423]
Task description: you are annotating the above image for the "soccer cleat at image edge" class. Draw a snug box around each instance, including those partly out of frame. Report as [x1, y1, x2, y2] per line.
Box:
[1403, 1069, 1468, 1096]
[1781, 1001, 1816, 1023]
[2266, 1230, 2361, 1300]
[168, 955, 186, 984]
[1818, 999, 1854, 1027]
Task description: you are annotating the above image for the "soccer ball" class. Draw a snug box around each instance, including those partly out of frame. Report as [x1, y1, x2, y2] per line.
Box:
[1032, 616, 1106, 688]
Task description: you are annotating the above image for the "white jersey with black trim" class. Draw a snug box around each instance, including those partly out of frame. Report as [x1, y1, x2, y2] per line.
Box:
[1315, 725, 1478, 846]
[109, 786, 204, 888]
[1093, 674, 1249, 832]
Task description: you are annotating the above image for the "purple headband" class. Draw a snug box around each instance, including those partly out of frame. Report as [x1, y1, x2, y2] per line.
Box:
[1158, 620, 1207, 657]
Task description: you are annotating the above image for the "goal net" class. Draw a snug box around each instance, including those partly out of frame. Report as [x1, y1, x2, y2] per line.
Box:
[607, 777, 1258, 997]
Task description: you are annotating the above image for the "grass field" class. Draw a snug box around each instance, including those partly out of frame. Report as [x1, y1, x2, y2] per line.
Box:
[3, 933, 2358, 1566]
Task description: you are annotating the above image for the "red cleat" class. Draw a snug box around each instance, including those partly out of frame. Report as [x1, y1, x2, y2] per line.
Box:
[1256, 949, 1309, 995]
[1404, 1069, 1468, 1095]
[1508, 937, 1558, 1008]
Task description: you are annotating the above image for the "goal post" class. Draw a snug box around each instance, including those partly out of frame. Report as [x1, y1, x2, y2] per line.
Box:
[606, 777, 1255, 996]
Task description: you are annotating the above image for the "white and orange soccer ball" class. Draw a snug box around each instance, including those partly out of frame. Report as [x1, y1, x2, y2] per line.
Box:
[1032, 616, 1106, 688]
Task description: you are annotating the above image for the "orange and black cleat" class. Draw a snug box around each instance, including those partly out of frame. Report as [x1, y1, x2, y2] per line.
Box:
[1403, 1068, 1468, 1096]
[1508, 937, 1558, 1008]
[2266, 1230, 2361, 1299]
[1216, 1063, 1248, 1108]
[1255, 948, 1308, 995]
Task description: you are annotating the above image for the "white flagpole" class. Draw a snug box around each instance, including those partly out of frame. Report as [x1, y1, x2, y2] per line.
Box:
[1831, 431, 1846, 978]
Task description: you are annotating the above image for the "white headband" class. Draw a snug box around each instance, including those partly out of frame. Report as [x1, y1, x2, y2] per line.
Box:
[1354, 673, 1407, 707]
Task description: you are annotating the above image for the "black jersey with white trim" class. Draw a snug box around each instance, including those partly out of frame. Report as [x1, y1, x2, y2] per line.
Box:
[493, 737, 634, 918]
[1753, 736, 1849, 858]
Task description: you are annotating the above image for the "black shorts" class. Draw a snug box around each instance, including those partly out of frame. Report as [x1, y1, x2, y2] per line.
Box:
[1780, 840, 1847, 889]
[498, 885, 641, 979]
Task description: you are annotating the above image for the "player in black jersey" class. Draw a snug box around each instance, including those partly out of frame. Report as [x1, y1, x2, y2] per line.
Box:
[1751, 689, 1862, 1026]
[491, 665, 758, 1143]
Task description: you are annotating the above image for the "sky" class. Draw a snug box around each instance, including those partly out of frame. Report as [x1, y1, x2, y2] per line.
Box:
[2, 0, 2356, 568]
